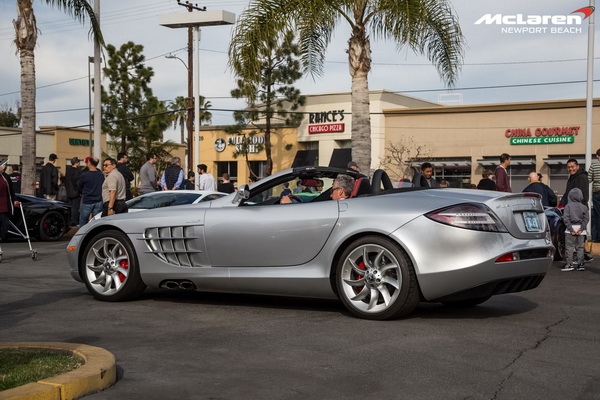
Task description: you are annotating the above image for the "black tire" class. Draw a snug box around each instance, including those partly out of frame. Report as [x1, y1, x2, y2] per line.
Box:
[37, 210, 67, 241]
[336, 236, 420, 320]
[553, 222, 566, 261]
[81, 230, 146, 301]
[441, 296, 492, 308]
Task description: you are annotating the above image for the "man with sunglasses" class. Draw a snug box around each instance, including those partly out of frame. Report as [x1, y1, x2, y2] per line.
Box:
[101, 157, 128, 217]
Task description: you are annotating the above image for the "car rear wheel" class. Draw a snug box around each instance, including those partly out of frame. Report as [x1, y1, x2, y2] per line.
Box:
[37, 210, 67, 241]
[81, 230, 146, 301]
[336, 236, 419, 320]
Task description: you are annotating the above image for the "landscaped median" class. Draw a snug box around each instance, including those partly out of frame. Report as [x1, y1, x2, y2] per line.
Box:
[0, 342, 116, 400]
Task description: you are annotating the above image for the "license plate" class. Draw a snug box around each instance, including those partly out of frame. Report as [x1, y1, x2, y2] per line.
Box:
[523, 212, 541, 231]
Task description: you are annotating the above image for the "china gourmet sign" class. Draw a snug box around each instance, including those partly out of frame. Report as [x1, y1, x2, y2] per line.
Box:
[505, 126, 579, 145]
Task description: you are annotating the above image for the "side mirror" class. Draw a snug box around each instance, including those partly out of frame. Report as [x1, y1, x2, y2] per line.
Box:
[233, 184, 250, 204]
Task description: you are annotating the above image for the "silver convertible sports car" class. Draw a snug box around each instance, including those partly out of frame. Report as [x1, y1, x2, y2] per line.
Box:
[67, 166, 554, 320]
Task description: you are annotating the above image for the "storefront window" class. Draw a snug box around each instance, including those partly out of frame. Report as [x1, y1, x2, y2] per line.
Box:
[248, 161, 267, 180]
[433, 166, 471, 189]
[217, 161, 238, 183]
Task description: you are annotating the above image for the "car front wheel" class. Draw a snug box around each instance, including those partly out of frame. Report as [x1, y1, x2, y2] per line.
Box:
[336, 236, 420, 320]
[82, 230, 146, 301]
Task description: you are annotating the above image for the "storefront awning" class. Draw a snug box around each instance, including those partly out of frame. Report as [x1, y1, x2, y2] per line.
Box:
[543, 157, 585, 165]
[328, 148, 352, 169]
[429, 160, 471, 167]
[292, 150, 318, 168]
[477, 157, 535, 166]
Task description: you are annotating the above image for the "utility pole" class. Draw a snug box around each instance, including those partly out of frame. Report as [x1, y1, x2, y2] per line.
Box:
[177, 1, 206, 172]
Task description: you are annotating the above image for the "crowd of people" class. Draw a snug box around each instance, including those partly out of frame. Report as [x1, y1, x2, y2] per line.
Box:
[1, 152, 240, 230]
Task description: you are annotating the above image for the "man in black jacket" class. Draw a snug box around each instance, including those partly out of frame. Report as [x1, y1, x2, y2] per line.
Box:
[116, 152, 134, 200]
[161, 157, 184, 190]
[40, 153, 59, 200]
[560, 159, 589, 207]
[560, 158, 593, 262]
[65, 157, 82, 226]
[523, 172, 557, 207]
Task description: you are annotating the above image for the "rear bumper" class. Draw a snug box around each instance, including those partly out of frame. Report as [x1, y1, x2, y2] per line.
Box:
[431, 273, 546, 302]
[391, 216, 553, 301]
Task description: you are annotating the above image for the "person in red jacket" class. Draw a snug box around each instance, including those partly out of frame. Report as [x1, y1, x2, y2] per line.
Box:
[0, 159, 20, 260]
[495, 153, 512, 192]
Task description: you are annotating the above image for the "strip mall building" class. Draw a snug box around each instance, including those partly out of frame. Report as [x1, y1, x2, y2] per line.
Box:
[201, 93, 598, 196]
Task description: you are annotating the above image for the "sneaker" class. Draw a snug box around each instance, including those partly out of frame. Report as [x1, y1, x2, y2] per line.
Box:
[561, 264, 575, 271]
[577, 264, 586, 271]
[584, 253, 594, 262]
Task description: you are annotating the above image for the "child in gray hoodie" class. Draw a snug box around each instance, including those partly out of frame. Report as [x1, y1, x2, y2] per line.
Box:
[562, 187, 589, 271]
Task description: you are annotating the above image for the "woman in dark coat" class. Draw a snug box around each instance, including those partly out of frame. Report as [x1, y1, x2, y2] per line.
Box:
[477, 169, 497, 191]
[0, 160, 19, 255]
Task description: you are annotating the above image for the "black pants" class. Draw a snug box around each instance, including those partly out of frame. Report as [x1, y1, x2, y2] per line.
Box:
[101, 200, 128, 217]
[0, 213, 10, 243]
[69, 196, 81, 225]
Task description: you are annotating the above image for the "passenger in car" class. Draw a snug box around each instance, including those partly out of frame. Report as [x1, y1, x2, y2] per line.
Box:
[280, 174, 354, 204]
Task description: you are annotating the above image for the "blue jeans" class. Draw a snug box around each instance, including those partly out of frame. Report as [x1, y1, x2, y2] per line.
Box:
[592, 192, 600, 241]
[79, 201, 103, 227]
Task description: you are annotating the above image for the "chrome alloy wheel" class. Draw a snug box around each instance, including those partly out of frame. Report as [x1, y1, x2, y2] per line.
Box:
[84, 237, 130, 296]
[340, 244, 402, 314]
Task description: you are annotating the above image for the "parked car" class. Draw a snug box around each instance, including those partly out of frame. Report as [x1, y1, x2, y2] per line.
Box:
[92, 190, 226, 220]
[67, 167, 553, 320]
[10, 194, 71, 241]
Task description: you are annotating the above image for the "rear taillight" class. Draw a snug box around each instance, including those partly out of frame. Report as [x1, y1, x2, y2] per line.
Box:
[426, 203, 508, 233]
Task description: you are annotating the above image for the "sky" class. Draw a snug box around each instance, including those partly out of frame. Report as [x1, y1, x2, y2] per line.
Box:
[0, 0, 598, 142]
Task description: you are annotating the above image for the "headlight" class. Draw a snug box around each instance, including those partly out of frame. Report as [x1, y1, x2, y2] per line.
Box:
[425, 203, 508, 233]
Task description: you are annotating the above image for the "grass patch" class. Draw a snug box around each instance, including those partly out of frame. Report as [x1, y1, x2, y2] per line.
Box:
[0, 349, 83, 391]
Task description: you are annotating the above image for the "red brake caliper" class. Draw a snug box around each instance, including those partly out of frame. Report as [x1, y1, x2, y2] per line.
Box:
[118, 259, 129, 282]
[353, 260, 366, 293]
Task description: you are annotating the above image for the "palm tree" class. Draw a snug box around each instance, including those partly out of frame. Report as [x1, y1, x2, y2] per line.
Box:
[13, 0, 103, 195]
[229, 0, 464, 173]
[168, 95, 213, 143]
[169, 96, 188, 145]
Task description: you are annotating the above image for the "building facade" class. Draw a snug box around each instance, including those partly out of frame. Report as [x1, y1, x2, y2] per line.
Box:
[384, 99, 599, 194]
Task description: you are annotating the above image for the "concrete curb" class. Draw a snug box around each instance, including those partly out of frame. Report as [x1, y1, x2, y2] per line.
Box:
[0, 342, 116, 400]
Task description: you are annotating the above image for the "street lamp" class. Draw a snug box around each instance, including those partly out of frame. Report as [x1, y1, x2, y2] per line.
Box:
[159, 10, 236, 185]
[88, 56, 94, 157]
[165, 53, 194, 171]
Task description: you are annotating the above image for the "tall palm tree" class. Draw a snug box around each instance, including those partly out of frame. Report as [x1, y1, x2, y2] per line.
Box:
[169, 96, 189, 145]
[13, 0, 103, 195]
[168, 95, 213, 145]
[229, 0, 464, 173]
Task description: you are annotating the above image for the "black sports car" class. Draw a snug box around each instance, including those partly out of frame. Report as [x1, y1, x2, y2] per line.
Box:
[9, 194, 71, 241]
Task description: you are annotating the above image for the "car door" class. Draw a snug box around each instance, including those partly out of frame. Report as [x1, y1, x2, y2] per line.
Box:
[204, 200, 339, 267]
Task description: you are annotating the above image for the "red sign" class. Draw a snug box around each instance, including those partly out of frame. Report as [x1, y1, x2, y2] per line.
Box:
[505, 126, 580, 138]
[308, 123, 345, 134]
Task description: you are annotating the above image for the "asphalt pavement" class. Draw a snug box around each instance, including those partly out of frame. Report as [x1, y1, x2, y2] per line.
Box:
[1, 235, 599, 400]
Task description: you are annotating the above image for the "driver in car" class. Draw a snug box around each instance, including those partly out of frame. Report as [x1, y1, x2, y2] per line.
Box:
[281, 174, 354, 204]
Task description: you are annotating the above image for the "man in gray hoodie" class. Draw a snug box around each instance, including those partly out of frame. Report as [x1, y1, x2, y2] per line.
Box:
[562, 187, 590, 271]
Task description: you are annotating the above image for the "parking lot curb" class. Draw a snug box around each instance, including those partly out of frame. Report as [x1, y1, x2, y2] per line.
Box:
[0, 342, 116, 400]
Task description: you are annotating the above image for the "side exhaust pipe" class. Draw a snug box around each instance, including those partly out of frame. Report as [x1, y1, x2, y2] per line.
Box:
[160, 280, 197, 290]
[163, 281, 180, 290]
[179, 280, 196, 290]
